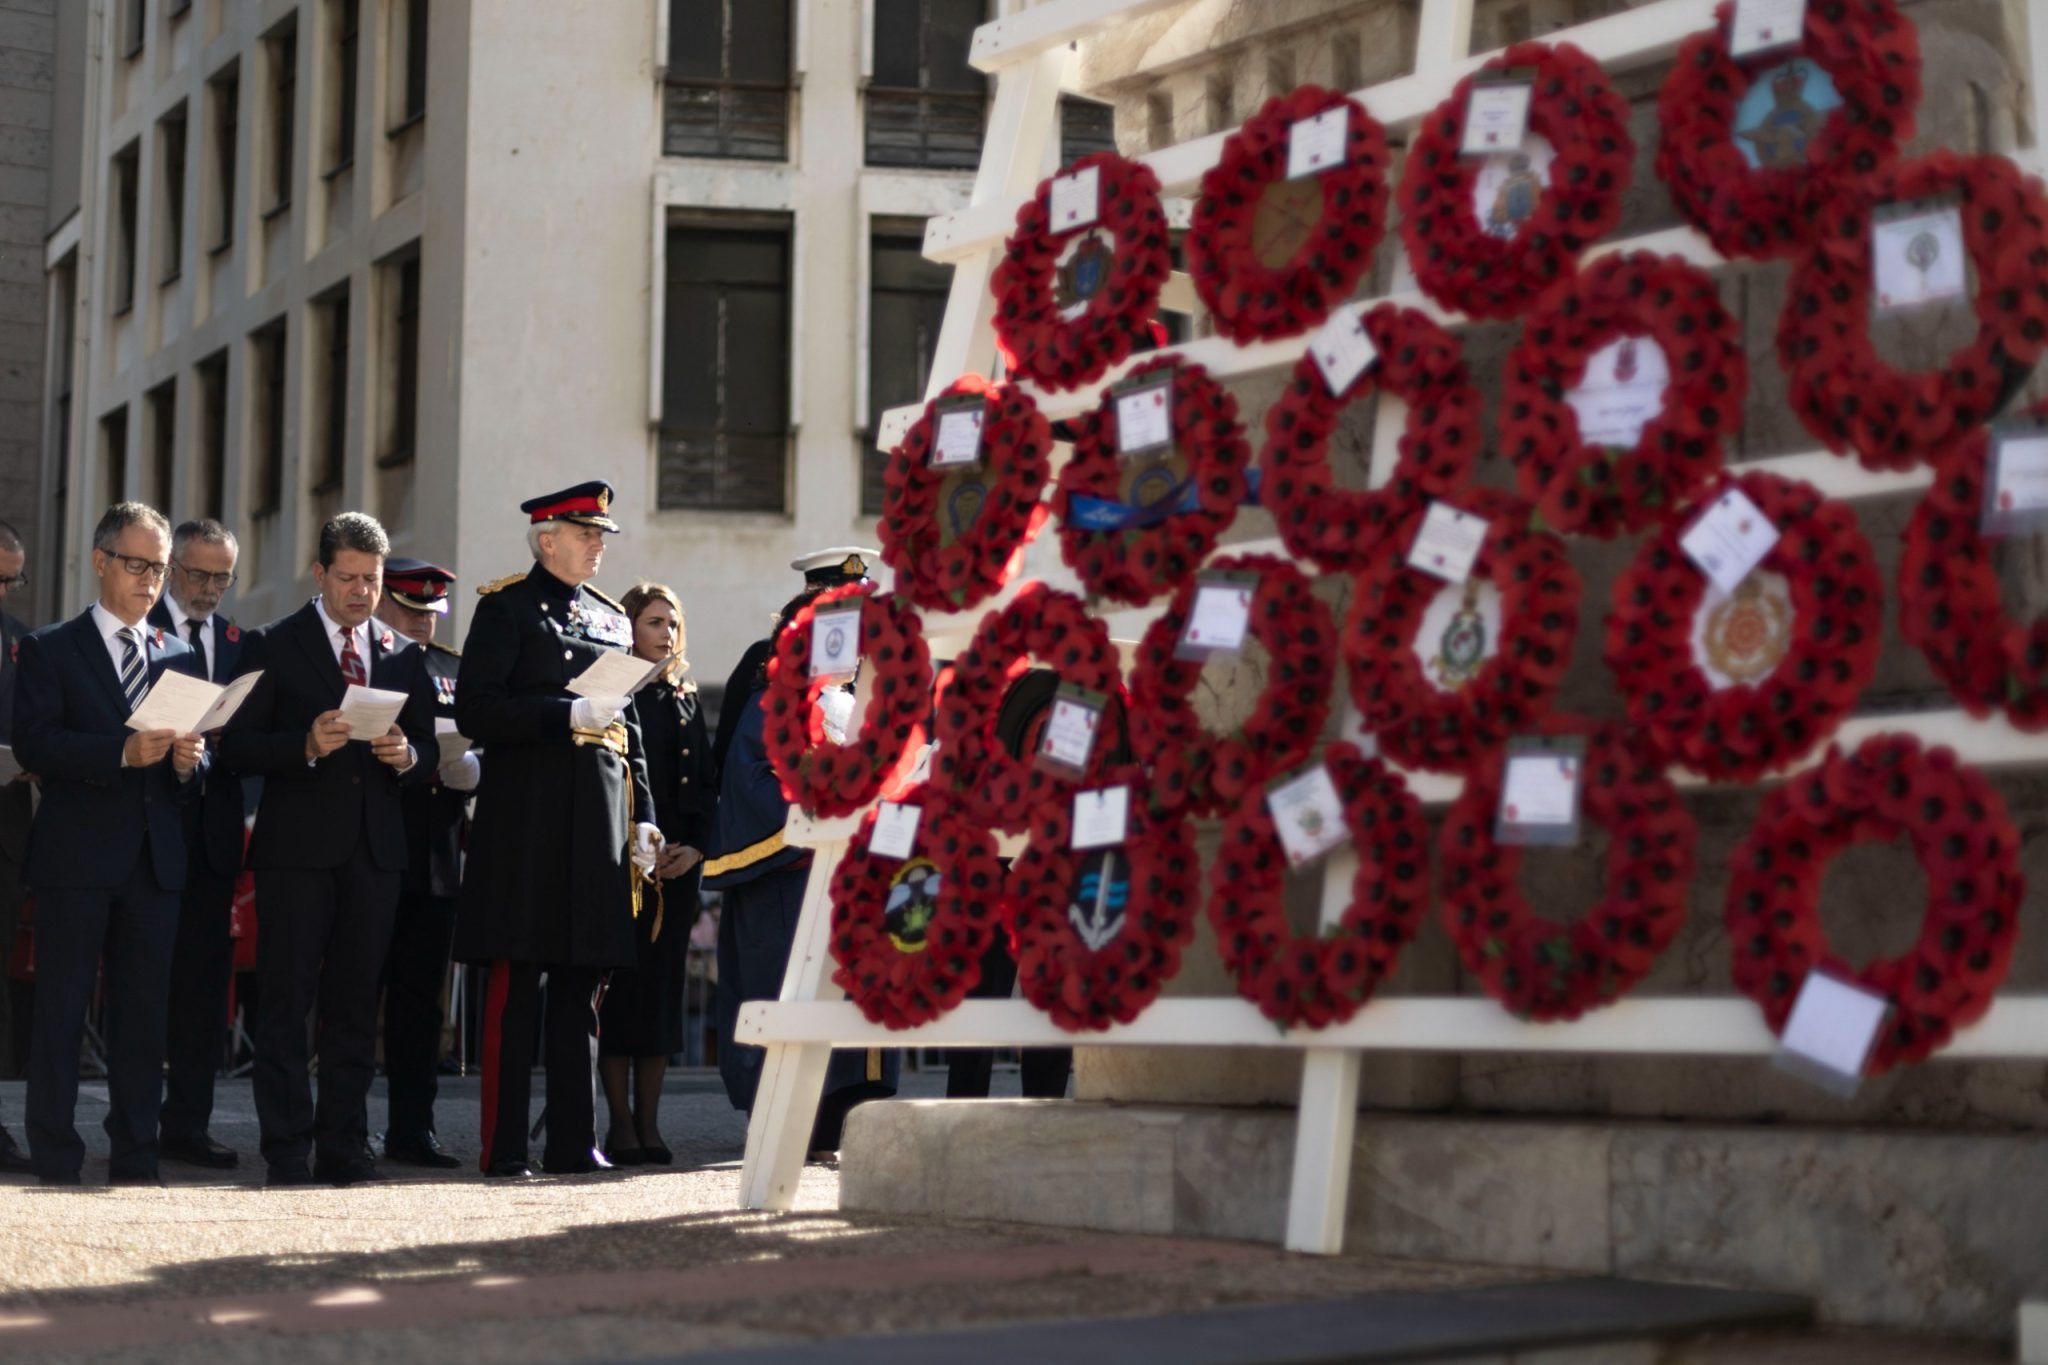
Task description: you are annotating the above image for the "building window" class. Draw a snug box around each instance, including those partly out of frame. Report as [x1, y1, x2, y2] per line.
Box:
[208, 68, 238, 251]
[863, 224, 951, 514]
[197, 349, 228, 520]
[1332, 32, 1361, 92]
[266, 20, 296, 214]
[159, 106, 187, 285]
[399, 0, 428, 127]
[664, 0, 791, 161]
[251, 320, 287, 516]
[110, 142, 139, 315]
[1059, 95, 1116, 166]
[148, 381, 177, 511]
[315, 288, 349, 492]
[1147, 92, 1173, 151]
[1206, 72, 1235, 134]
[328, 0, 360, 172]
[1267, 49, 1295, 100]
[866, 0, 985, 170]
[102, 408, 130, 507]
[660, 222, 790, 512]
[377, 256, 419, 466]
[123, 0, 145, 58]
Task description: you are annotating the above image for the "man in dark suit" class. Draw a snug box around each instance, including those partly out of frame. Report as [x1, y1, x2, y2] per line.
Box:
[220, 512, 437, 1188]
[0, 517, 35, 1174]
[151, 518, 247, 1170]
[13, 502, 207, 1185]
[453, 482, 661, 1178]
[373, 557, 473, 1169]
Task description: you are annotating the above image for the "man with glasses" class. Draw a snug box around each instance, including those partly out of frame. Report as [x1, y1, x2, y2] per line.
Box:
[12, 503, 207, 1184]
[0, 518, 34, 1175]
[218, 513, 438, 1188]
[150, 520, 248, 1170]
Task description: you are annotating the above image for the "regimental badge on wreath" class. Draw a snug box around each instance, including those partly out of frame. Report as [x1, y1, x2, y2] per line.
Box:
[1429, 579, 1490, 692]
[1055, 229, 1116, 320]
[1068, 848, 1129, 952]
[1701, 572, 1792, 686]
[884, 857, 941, 953]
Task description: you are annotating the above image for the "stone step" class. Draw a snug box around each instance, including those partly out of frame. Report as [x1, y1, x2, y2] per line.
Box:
[669, 1276, 1811, 1364]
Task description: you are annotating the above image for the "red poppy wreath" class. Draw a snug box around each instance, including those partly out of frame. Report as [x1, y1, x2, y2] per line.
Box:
[1187, 85, 1391, 344]
[1656, 0, 1920, 261]
[1502, 252, 1748, 538]
[1260, 304, 1485, 572]
[1607, 470, 1881, 782]
[1397, 41, 1634, 321]
[1725, 734, 2023, 1073]
[1052, 354, 1253, 606]
[1899, 401, 2048, 728]
[1126, 554, 1336, 817]
[1344, 491, 1580, 774]
[878, 375, 1054, 614]
[931, 582, 1123, 833]
[991, 151, 1174, 392]
[762, 583, 932, 818]
[1778, 151, 2048, 471]
[1208, 744, 1430, 1030]
[828, 783, 1005, 1030]
[1440, 720, 1696, 1022]
[1005, 767, 1200, 1032]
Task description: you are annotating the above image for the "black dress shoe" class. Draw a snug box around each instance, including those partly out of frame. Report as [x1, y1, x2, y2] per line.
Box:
[312, 1156, 380, 1188]
[38, 1171, 82, 1187]
[641, 1145, 674, 1167]
[483, 1159, 533, 1179]
[603, 1143, 647, 1167]
[265, 1165, 317, 1188]
[107, 1169, 165, 1187]
[382, 1132, 462, 1169]
[161, 1134, 240, 1169]
[541, 1148, 614, 1176]
[0, 1126, 32, 1175]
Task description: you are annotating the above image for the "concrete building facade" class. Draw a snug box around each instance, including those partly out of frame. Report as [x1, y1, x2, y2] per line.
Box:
[37, 0, 1110, 698]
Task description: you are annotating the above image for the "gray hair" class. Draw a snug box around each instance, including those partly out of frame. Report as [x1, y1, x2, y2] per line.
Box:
[172, 518, 238, 561]
[317, 511, 390, 567]
[0, 519, 22, 554]
[526, 519, 562, 558]
[93, 502, 171, 554]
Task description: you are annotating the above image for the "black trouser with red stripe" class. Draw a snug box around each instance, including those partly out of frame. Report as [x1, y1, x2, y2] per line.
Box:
[478, 960, 603, 1171]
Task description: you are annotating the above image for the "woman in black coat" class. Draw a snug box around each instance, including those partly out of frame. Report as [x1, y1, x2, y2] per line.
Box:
[599, 583, 717, 1164]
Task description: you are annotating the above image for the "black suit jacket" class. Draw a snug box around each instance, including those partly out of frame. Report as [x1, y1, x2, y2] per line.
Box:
[0, 608, 29, 744]
[12, 611, 208, 891]
[149, 599, 248, 876]
[219, 602, 437, 873]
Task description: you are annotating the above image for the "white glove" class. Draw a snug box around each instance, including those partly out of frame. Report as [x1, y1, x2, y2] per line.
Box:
[571, 694, 631, 731]
[438, 750, 481, 792]
[631, 821, 663, 874]
[815, 687, 855, 745]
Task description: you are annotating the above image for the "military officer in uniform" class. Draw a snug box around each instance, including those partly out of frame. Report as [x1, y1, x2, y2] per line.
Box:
[373, 558, 475, 1169]
[705, 549, 896, 1156]
[452, 482, 662, 1178]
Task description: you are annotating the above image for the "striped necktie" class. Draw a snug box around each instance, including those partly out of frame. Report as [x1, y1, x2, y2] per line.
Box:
[118, 627, 147, 714]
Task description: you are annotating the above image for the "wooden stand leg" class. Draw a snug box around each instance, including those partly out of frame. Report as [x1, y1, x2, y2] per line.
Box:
[1285, 1047, 1362, 1255]
[739, 836, 849, 1210]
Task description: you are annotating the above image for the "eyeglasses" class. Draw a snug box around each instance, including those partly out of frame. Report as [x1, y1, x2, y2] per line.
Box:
[107, 554, 169, 583]
[0, 573, 26, 589]
[175, 562, 237, 591]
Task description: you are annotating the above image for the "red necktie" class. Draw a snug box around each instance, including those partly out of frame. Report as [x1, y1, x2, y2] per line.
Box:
[339, 627, 367, 686]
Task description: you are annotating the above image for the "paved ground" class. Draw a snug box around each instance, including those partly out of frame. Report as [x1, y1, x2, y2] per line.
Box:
[0, 1069, 2009, 1363]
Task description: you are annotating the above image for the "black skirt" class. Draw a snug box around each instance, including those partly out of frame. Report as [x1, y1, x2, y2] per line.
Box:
[597, 867, 703, 1056]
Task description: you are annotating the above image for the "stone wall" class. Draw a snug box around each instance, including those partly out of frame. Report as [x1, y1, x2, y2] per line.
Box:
[1062, 0, 2048, 1130]
[0, 0, 49, 529]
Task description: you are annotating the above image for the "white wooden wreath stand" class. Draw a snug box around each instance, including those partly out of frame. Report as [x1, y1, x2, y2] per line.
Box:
[739, 0, 2048, 1261]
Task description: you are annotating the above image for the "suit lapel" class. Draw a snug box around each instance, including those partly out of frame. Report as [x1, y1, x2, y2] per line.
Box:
[72, 611, 135, 718]
[290, 603, 348, 704]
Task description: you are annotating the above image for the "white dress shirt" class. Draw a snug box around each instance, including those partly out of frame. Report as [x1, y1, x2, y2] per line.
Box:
[164, 597, 217, 682]
[90, 602, 151, 681]
[313, 597, 372, 673]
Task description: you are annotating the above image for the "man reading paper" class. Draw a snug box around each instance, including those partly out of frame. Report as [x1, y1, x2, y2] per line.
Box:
[12, 503, 207, 1185]
[219, 513, 437, 1188]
